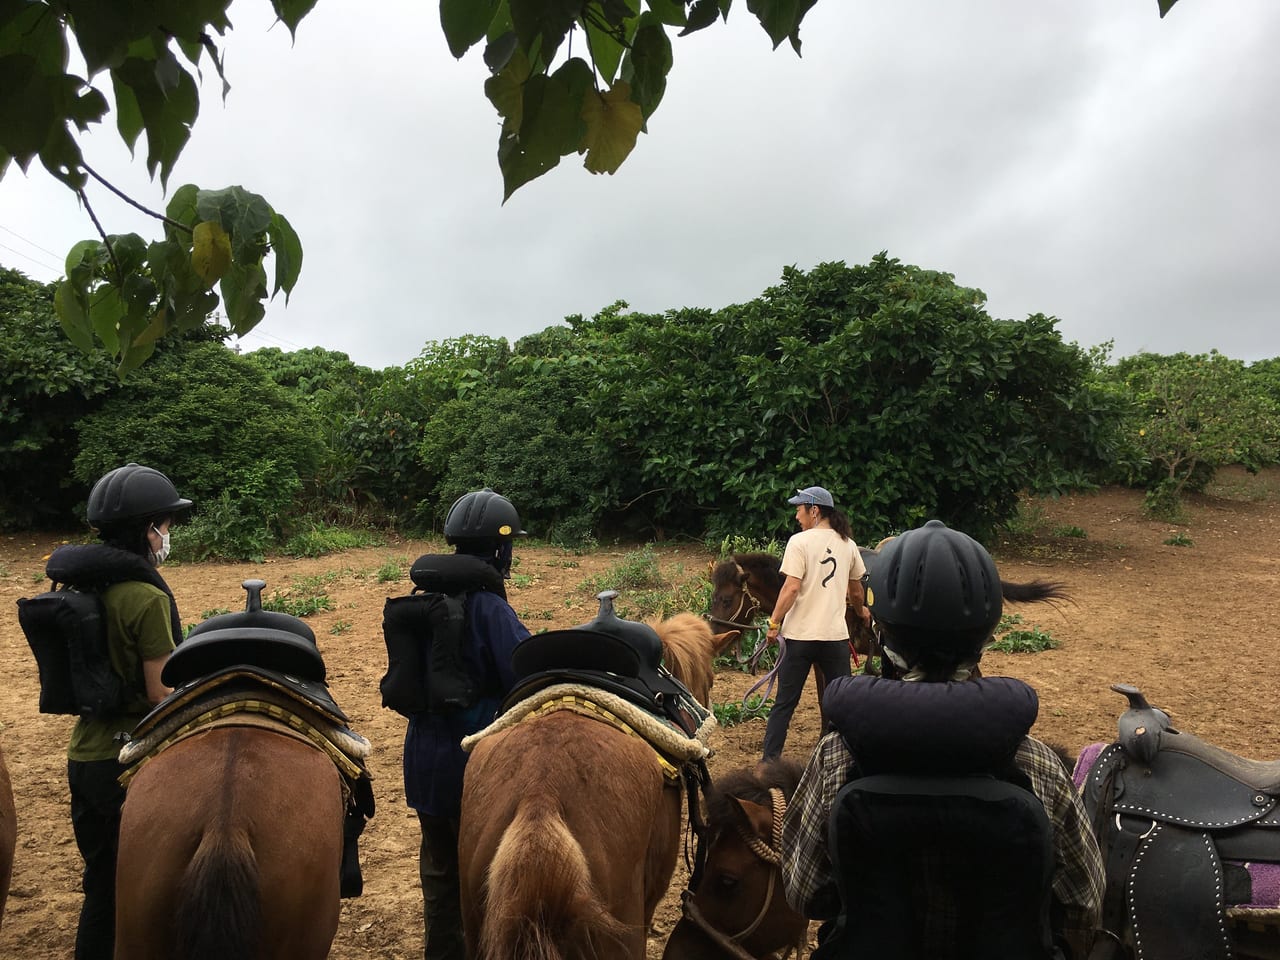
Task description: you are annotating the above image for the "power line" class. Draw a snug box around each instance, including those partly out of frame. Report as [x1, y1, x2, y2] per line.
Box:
[0, 225, 63, 259]
[0, 241, 62, 276]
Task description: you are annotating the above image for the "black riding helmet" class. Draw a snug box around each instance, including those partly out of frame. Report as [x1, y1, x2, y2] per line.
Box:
[87, 463, 192, 528]
[868, 519, 1002, 668]
[445, 488, 526, 579]
[444, 489, 526, 543]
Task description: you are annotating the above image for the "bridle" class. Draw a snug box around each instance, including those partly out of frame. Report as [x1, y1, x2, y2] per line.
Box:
[679, 787, 802, 960]
[704, 572, 766, 633]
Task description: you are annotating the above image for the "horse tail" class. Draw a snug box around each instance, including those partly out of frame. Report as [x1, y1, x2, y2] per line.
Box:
[478, 801, 626, 959]
[1001, 578, 1071, 607]
[173, 828, 261, 960]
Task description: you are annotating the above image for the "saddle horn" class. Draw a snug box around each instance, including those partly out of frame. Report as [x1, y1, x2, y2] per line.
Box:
[1111, 683, 1174, 764]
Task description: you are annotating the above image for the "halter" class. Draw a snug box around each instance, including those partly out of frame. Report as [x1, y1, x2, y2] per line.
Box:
[679, 788, 803, 960]
[705, 571, 769, 635]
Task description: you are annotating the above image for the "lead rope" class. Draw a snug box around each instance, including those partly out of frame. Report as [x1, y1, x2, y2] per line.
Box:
[742, 640, 786, 716]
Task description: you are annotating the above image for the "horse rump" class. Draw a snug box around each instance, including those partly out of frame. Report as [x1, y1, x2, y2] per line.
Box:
[479, 801, 628, 960]
[172, 829, 262, 960]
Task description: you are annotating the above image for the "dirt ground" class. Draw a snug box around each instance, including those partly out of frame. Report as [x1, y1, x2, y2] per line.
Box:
[1, 467, 1278, 958]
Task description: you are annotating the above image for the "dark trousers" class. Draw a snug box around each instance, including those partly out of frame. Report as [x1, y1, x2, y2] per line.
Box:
[418, 811, 465, 960]
[761, 639, 851, 760]
[68, 757, 126, 960]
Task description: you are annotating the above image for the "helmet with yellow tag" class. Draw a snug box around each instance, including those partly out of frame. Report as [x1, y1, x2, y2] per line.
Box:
[444, 489, 526, 543]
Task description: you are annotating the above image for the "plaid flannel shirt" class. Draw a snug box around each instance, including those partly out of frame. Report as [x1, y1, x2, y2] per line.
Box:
[782, 731, 1104, 959]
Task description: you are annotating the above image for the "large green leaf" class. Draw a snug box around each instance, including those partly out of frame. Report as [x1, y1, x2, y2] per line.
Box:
[165, 183, 200, 232]
[111, 55, 200, 187]
[197, 186, 273, 262]
[680, 0, 722, 36]
[645, 0, 688, 27]
[219, 260, 269, 335]
[441, 0, 501, 58]
[111, 71, 144, 151]
[745, 0, 818, 53]
[501, 57, 592, 197]
[271, 0, 321, 38]
[53, 279, 94, 352]
[267, 209, 303, 302]
[621, 16, 672, 119]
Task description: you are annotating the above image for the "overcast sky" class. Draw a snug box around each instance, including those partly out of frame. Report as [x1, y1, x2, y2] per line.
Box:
[1, 0, 1276, 371]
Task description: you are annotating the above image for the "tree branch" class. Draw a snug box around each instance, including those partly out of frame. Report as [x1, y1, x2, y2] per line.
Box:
[77, 188, 121, 284]
[81, 162, 192, 234]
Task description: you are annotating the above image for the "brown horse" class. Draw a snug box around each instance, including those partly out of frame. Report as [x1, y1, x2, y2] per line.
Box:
[662, 758, 808, 960]
[458, 614, 726, 959]
[0, 740, 14, 929]
[114, 726, 345, 959]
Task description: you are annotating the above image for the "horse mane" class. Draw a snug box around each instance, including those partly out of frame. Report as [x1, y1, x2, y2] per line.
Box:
[731, 552, 785, 590]
[705, 758, 805, 829]
[653, 612, 717, 707]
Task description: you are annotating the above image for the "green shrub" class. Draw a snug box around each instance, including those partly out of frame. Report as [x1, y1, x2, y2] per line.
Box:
[376, 559, 404, 583]
[283, 525, 382, 558]
[580, 546, 666, 594]
[73, 342, 320, 555]
[1054, 525, 1087, 539]
[1163, 531, 1194, 547]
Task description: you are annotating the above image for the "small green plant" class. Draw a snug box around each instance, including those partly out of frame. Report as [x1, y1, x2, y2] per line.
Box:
[0, 562, 8, 577]
[1002, 499, 1050, 538]
[581, 546, 666, 593]
[376, 559, 404, 583]
[200, 607, 231, 620]
[330, 619, 353, 635]
[1143, 479, 1188, 523]
[262, 592, 334, 618]
[990, 626, 1059, 654]
[520, 609, 555, 620]
[1163, 531, 1194, 547]
[1054, 525, 1087, 539]
[713, 695, 774, 727]
[714, 534, 781, 560]
[283, 525, 382, 558]
[31, 571, 46, 584]
[511, 573, 533, 588]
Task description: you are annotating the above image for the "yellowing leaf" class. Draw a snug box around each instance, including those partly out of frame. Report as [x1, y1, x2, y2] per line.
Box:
[579, 82, 643, 175]
[191, 220, 232, 288]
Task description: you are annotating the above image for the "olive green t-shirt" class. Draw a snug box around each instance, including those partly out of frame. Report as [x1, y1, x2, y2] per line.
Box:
[67, 580, 176, 762]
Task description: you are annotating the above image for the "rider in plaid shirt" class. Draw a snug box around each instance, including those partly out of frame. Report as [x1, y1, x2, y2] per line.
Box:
[780, 521, 1104, 959]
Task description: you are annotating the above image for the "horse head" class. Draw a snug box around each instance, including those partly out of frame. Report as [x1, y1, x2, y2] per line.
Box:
[707, 559, 757, 632]
[662, 759, 808, 960]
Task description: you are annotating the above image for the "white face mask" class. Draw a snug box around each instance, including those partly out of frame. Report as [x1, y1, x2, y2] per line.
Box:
[150, 525, 171, 565]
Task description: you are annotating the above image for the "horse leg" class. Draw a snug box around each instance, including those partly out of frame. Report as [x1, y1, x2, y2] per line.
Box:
[0, 742, 14, 928]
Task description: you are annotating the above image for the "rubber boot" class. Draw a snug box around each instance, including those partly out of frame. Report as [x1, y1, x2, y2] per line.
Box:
[340, 809, 367, 898]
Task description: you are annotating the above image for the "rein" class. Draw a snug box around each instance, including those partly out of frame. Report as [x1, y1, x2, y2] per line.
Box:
[680, 788, 800, 959]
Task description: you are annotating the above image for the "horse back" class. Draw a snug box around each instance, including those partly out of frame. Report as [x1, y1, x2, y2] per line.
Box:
[461, 712, 682, 958]
[116, 727, 344, 960]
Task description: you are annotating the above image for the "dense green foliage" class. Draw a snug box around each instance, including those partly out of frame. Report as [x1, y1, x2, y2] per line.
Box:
[0, 267, 115, 526]
[571, 255, 1126, 541]
[6, 250, 1276, 557]
[1100, 351, 1280, 518]
[73, 340, 321, 558]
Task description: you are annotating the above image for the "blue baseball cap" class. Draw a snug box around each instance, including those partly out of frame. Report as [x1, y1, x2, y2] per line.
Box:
[787, 486, 834, 507]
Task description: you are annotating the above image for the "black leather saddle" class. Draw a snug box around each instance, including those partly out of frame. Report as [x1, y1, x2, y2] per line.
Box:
[504, 590, 706, 739]
[164, 578, 326, 687]
[1084, 684, 1280, 960]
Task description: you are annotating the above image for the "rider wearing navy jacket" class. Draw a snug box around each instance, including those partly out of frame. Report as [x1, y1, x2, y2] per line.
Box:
[402, 489, 529, 960]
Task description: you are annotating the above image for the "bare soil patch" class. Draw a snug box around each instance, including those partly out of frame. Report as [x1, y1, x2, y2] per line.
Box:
[1, 468, 1277, 957]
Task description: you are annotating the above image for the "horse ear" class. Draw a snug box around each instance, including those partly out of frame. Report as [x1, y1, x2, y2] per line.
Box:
[711, 630, 740, 656]
[725, 794, 773, 843]
[734, 562, 747, 585]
